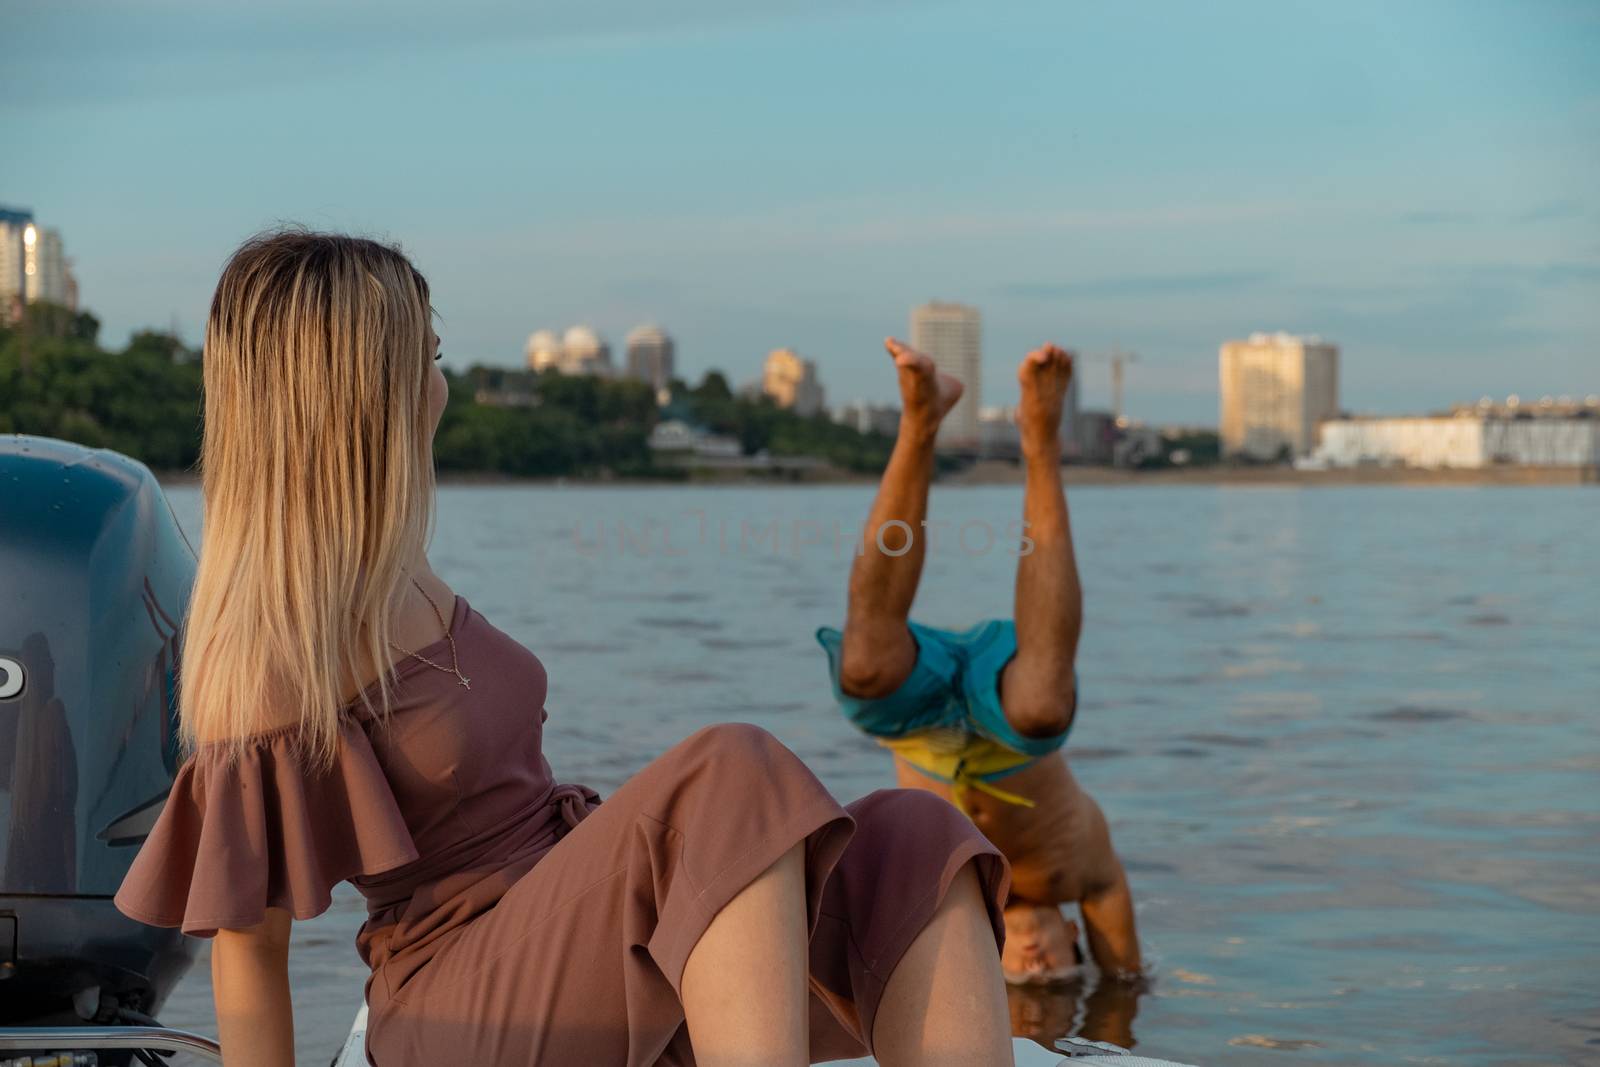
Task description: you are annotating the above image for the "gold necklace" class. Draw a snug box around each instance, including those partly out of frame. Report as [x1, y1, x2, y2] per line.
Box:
[389, 576, 471, 689]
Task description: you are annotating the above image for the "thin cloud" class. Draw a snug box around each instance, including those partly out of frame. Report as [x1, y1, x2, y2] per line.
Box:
[1443, 261, 1600, 287]
[1296, 281, 1552, 352]
[996, 271, 1271, 300]
[1536, 263, 1600, 284]
[830, 202, 1300, 246]
[1513, 200, 1586, 224]
[445, 200, 1305, 256]
[4, 0, 928, 110]
[1398, 209, 1477, 226]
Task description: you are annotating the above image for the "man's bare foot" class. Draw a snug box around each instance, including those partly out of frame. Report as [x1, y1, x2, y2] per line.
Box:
[886, 337, 963, 442]
[1002, 902, 1083, 985]
[1017, 343, 1074, 457]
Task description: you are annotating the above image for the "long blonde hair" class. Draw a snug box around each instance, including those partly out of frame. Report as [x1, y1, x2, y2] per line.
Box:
[181, 229, 436, 767]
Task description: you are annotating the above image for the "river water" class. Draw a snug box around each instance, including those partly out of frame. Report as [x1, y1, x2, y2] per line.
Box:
[155, 482, 1599, 1065]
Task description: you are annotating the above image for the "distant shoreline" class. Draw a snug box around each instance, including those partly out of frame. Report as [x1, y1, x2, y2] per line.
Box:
[948, 461, 1599, 488]
[155, 463, 1597, 489]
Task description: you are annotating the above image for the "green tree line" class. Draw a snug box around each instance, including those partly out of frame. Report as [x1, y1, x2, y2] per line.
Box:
[0, 303, 204, 469]
[0, 302, 897, 477]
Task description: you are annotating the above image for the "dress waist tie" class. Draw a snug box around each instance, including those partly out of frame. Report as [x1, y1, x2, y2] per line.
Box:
[552, 782, 601, 831]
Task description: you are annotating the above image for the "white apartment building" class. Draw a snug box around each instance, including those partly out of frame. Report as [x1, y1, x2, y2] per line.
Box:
[910, 301, 981, 450]
[0, 220, 27, 312]
[1219, 332, 1340, 459]
[1313, 415, 1600, 469]
[1, 209, 73, 319]
[624, 325, 675, 392]
[27, 226, 69, 305]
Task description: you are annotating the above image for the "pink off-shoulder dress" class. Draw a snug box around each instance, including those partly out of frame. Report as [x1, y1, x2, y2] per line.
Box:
[114, 596, 1009, 1065]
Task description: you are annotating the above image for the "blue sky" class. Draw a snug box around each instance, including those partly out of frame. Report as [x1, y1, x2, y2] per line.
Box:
[5, 0, 1597, 424]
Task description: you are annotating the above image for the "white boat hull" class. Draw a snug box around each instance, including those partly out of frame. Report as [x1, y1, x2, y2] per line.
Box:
[329, 1003, 1199, 1066]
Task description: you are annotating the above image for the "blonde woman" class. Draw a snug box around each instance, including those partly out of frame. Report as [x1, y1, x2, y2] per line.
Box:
[114, 231, 1015, 1067]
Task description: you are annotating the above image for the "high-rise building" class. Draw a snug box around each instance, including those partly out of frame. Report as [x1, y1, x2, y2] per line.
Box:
[762, 348, 825, 417]
[625, 324, 675, 392]
[524, 325, 612, 376]
[910, 301, 981, 449]
[0, 208, 73, 322]
[525, 329, 563, 372]
[1061, 357, 1082, 457]
[561, 325, 611, 375]
[0, 207, 34, 322]
[1219, 332, 1340, 460]
[27, 227, 69, 306]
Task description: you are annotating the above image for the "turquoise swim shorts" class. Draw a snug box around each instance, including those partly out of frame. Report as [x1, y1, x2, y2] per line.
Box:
[814, 619, 1073, 758]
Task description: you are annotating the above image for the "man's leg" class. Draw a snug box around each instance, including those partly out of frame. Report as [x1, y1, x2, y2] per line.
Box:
[837, 338, 964, 699]
[1000, 344, 1083, 738]
[996, 349, 1143, 982]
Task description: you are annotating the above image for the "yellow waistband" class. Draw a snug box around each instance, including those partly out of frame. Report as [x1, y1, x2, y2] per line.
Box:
[877, 733, 1038, 812]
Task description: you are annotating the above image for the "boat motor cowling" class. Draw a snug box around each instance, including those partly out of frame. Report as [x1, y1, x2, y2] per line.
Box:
[0, 435, 197, 1026]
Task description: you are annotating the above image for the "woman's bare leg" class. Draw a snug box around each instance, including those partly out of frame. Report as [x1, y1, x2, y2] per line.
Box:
[1001, 345, 1083, 740]
[873, 864, 1014, 1066]
[681, 844, 809, 1067]
[838, 338, 964, 698]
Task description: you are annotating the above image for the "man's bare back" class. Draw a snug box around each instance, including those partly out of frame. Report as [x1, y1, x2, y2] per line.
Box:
[895, 754, 1108, 902]
[893, 752, 1140, 979]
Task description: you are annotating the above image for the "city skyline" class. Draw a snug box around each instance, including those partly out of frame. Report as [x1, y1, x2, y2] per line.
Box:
[5, 0, 1596, 423]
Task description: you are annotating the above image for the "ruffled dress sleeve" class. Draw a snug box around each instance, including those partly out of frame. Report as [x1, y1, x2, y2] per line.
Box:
[114, 717, 420, 937]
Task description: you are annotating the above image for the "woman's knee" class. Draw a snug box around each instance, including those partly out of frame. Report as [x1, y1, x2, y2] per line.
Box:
[670, 723, 815, 793]
[681, 721, 787, 760]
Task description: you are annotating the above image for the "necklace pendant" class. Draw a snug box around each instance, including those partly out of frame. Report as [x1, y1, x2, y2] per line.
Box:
[458, 675, 472, 690]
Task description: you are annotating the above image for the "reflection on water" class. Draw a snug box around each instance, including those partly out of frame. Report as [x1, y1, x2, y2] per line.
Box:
[1010, 977, 1143, 1053]
[156, 484, 1600, 1066]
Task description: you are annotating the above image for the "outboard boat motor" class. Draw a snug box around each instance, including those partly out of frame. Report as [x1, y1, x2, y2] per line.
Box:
[0, 435, 219, 1062]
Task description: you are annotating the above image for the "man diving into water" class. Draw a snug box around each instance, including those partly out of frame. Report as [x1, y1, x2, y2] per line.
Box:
[818, 338, 1143, 985]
